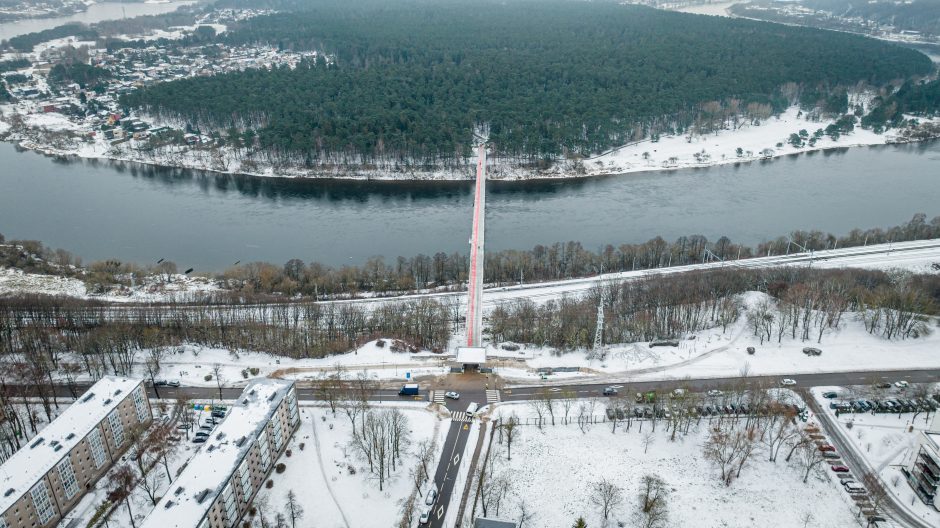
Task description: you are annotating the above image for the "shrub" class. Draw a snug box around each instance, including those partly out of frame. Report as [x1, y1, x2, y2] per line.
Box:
[285, 449, 292, 457]
[249, 367, 260, 375]
[275, 463, 286, 474]
[204, 374, 213, 382]
[241, 368, 249, 379]
[299, 442, 305, 451]
[266, 480, 273, 489]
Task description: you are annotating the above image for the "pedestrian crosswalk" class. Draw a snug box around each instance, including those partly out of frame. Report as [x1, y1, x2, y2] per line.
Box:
[486, 390, 501, 403]
[431, 390, 446, 404]
[451, 411, 472, 422]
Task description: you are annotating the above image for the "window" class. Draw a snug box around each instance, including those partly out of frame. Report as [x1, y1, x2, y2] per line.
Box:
[133, 387, 149, 423]
[57, 458, 79, 500]
[108, 410, 124, 446]
[238, 459, 253, 500]
[88, 428, 107, 469]
[271, 417, 283, 451]
[258, 431, 271, 471]
[221, 482, 237, 527]
[0, 514, 8, 528]
[287, 389, 299, 424]
[30, 481, 55, 525]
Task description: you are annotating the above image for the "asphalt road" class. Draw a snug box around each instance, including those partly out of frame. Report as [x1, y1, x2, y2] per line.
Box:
[426, 420, 472, 528]
[502, 369, 940, 401]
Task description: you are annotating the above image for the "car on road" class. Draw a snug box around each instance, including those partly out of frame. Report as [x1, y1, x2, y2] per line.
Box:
[153, 380, 168, 386]
[419, 509, 431, 525]
[822, 391, 838, 399]
[425, 488, 438, 506]
[894, 380, 909, 388]
[603, 387, 618, 396]
[830, 465, 850, 473]
[706, 389, 722, 397]
[780, 378, 797, 386]
[875, 382, 892, 389]
[445, 391, 460, 400]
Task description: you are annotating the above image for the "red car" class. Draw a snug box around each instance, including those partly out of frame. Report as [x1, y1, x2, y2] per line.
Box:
[818, 444, 836, 452]
[831, 465, 850, 473]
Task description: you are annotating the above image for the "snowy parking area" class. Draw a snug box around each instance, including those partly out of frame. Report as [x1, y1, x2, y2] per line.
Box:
[812, 386, 940, 527]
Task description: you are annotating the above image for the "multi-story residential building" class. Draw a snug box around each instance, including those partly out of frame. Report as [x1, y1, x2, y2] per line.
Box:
[141, 379, 300, 528]
[903, 411, 940, 510]
[0, 376, 152, 528]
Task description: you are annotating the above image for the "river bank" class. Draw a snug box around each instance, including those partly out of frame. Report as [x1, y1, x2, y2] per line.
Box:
[3, 103, 939, 182]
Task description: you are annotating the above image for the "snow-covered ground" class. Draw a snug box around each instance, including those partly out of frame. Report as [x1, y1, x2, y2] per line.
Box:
[252, 405, 448, 528]
[54, 340, 446, 388]
[499, 290, 940, 386]
[480, 399, 859, 528]
[4, 100, 937, 181]
[811, 386, 940, 528]
[0, 266, 222, 302]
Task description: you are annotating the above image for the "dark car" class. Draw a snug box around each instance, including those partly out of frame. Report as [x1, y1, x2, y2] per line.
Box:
[802, 347, 822, 356]
[192, 436, 207, 444]
[822, 391, 838, 399]
[603, 387, 618, 396]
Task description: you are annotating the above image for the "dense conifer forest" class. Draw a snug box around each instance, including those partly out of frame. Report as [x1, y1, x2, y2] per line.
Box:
[119, 0, 933, 167]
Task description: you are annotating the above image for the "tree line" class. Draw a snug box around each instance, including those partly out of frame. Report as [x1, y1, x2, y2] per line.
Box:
[119, 0, 932, 167]
[3, 213, 940, 299]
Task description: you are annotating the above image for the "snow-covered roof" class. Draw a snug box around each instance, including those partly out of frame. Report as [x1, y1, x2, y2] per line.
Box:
[141, 378, 294, 528]
[456, 346, 487, 365]
[0, 376, 143, 514]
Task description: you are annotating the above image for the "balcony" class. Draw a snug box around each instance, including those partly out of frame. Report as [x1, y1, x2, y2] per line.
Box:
[919, 448, 940, 475]
[914, 466, 940, 489]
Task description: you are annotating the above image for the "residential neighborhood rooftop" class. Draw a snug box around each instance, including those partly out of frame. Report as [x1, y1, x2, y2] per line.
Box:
[140, 378, 294, 528]
[0, 376, 143, 514]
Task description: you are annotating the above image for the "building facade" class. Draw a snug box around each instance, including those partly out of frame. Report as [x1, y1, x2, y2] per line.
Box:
[903, 412, 940, 510]
[0, 377, 152, 528]
[142, 379, 300, 528]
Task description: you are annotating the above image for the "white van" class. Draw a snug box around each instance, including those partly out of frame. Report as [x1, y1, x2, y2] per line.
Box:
[466, 402, 479, 417]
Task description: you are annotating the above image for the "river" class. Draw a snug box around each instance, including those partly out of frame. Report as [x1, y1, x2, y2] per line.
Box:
[0, 1, 195, 41]
[1, 141, 938, 271]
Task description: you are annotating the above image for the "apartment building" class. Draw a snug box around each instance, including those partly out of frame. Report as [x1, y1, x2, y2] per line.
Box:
[903, 411, 940, 510]
[0, 376, 152, 528]
[141, 378, 300, 528]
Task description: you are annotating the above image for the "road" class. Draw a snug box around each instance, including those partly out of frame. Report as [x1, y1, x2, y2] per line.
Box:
[502, 368, 940, 401]
[803, 391, 932, 528]
[426, 420, 473, 528]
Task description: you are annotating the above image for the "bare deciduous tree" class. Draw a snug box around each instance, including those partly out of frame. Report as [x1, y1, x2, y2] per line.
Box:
[638, 474, 669, 528]
[591, 478, 622, 521]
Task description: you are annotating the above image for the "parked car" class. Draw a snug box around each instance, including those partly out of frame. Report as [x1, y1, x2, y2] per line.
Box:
[822, 452, 841, 459]
[780, 378, 797, 386]
[603, 387, 618, 396]
[822, 391, 838, 399]
[830, 465, 850, 473]
[154, 380, 168, 386]
[818, 444, 836, 452]
[425, 488, 438, 506]
[445, 391, 460, 400]
[419, 508, 431, 525]
[192, 436, 207, 444]
[895, 380, 909, 389]
[802, 347, 822, 356]
[706, 389, 722, 397]
[875, 382, 892, 389]
[200, 424, 213, 431]
[167, 380, 181, 387]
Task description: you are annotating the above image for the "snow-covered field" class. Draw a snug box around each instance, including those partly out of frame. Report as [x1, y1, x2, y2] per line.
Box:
[481, 400, 859, 528]
[812, 386, 940, 527]
[253, 405, 448, 528]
